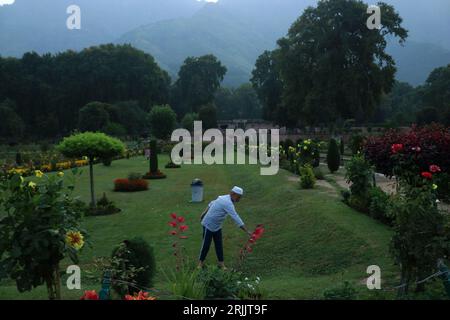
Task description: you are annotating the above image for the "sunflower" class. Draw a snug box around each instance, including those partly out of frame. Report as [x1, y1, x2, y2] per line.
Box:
[65, 231, 84, 250]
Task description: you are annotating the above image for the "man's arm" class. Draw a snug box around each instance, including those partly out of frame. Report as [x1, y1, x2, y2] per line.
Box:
[225, 204, 252, 237]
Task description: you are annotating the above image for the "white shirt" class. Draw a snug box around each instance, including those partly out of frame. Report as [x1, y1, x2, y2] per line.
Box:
[201, 194, 245, 232]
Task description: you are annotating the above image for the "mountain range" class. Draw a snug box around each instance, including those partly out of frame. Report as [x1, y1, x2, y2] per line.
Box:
[1, 0, 449, 87]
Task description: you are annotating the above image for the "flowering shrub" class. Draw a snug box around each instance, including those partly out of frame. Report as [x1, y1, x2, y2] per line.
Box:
[168, 213, 189, 270]
[114, 178, 148, 192]
[299, 165, 316, 189]
[364, 124, 450, 178]
[365, 125, 450, 295]
[0, 170, 86, 300]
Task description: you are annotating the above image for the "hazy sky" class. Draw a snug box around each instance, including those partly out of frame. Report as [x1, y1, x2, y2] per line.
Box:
[0, 0, 15, 6]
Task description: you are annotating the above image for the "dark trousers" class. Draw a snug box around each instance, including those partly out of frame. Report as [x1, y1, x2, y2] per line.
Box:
[199, 226, 224, 262]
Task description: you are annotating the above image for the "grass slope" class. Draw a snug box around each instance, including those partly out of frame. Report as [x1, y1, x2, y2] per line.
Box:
[0, 155, 398, 299]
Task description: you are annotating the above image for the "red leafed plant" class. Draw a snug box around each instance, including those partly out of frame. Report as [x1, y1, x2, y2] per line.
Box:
[168, 213, 189, 270]
[80, 290, 99, 300]
[114, 178, 148, 192]
[236, 225, 265, 269]
[124, 291, 156, 300]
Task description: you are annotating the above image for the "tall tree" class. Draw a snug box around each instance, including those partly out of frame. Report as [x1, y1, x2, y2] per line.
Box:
[251, 51, 284, 124]
[272, 0, 408, 127]
[173, 55, 227, 115]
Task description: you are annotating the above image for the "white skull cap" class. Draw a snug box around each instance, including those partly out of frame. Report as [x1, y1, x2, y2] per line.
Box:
[231, 186, 244, 195]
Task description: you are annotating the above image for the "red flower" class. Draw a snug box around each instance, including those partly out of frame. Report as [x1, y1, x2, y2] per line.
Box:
[170, 230, 177, 236]
[80, 290, 99, 300]
[179, 225, 188, 232]
[169, 221, 177, 227]
[177, 216, 185, 223]
[429, 165, 441, 173]
[391, 144, 403, 154]
[179, 236, 188, 239]
[421, 172, 433, 180]
[170, 213, 177, 220]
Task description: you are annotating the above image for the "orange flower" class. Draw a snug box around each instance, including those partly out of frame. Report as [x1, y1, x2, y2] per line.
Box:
[124, 291, 156, 300]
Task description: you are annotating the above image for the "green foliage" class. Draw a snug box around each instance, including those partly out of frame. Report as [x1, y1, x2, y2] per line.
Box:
[128, 172, 143, 181]
[327, 139, 341, 173]
[181, 112, 199, 131]
[0, 171, 86, 300]
[215, 84, 262, 120]
[0, 100, 25, 141]
[0, 44, 170, 140]
[368, 187, 392, 225]
[345, 155, 373, 198]
[323, 281, 357, 300]
[102, 122, 127, 138]
[435, 173, 450, 203]
[389, 185, 448, 295]
[299, 165, 316, 189]
[148, 105, 177, 139]
[349, 134, 366, 155]
[198, 266, 242, 300]
[57, 132, 125, 160]
[165, 263, 206, 300]
[198, 103, 218, 130]
[111, 238, 156, 296]
[78, 102, 111, 132]
[275, 0, 408, 126]
[173, 54, 227, 114]
[251, 51, 284, 124]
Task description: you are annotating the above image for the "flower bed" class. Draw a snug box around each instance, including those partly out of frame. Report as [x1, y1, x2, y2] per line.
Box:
[143, 170, 167, 180]
[114, 178, 149, 192]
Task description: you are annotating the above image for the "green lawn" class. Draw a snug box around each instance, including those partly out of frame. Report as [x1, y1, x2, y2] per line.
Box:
[0, 155, 400, 299]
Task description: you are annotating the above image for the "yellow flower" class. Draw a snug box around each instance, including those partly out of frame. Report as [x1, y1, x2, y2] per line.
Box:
[57, 172, 64, 177]
[35, 170, 44, 178]
[28, 181, 37, 188]
[432, 184, 438, 190]
[65, 231, 84, 250]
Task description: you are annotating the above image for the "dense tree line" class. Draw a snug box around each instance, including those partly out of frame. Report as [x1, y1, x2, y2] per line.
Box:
[374, 64, 450, 127]
[0, 44, 170, 141]
[0, 43, 262, 141]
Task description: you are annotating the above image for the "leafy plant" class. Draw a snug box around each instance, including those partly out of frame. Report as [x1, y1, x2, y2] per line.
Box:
[110, 238, 156, 296]
[299, 165, 316, 189]
[198, 266, 241, 300]
[0, 170, 86, 300]
[368, 187, 392, 225]
[345, 154, 373, 199]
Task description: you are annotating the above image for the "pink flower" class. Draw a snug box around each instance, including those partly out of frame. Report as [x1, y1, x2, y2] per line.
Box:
[429, 165, 441, 173]
[170, 213, 177, 220]
[170, 230, 177, 236]
[179, 225, 188, 232]
[169, 221, 177, 227]
[177, 216, 185, 223]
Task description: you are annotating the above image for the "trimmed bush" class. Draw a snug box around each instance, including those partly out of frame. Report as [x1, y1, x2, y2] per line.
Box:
[299, 165, 316, 189]
[87, 193, 121, 216]
[327, 138, 341, 173]
[114, 178, 148, 192]
[111, 237, 156, 296]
